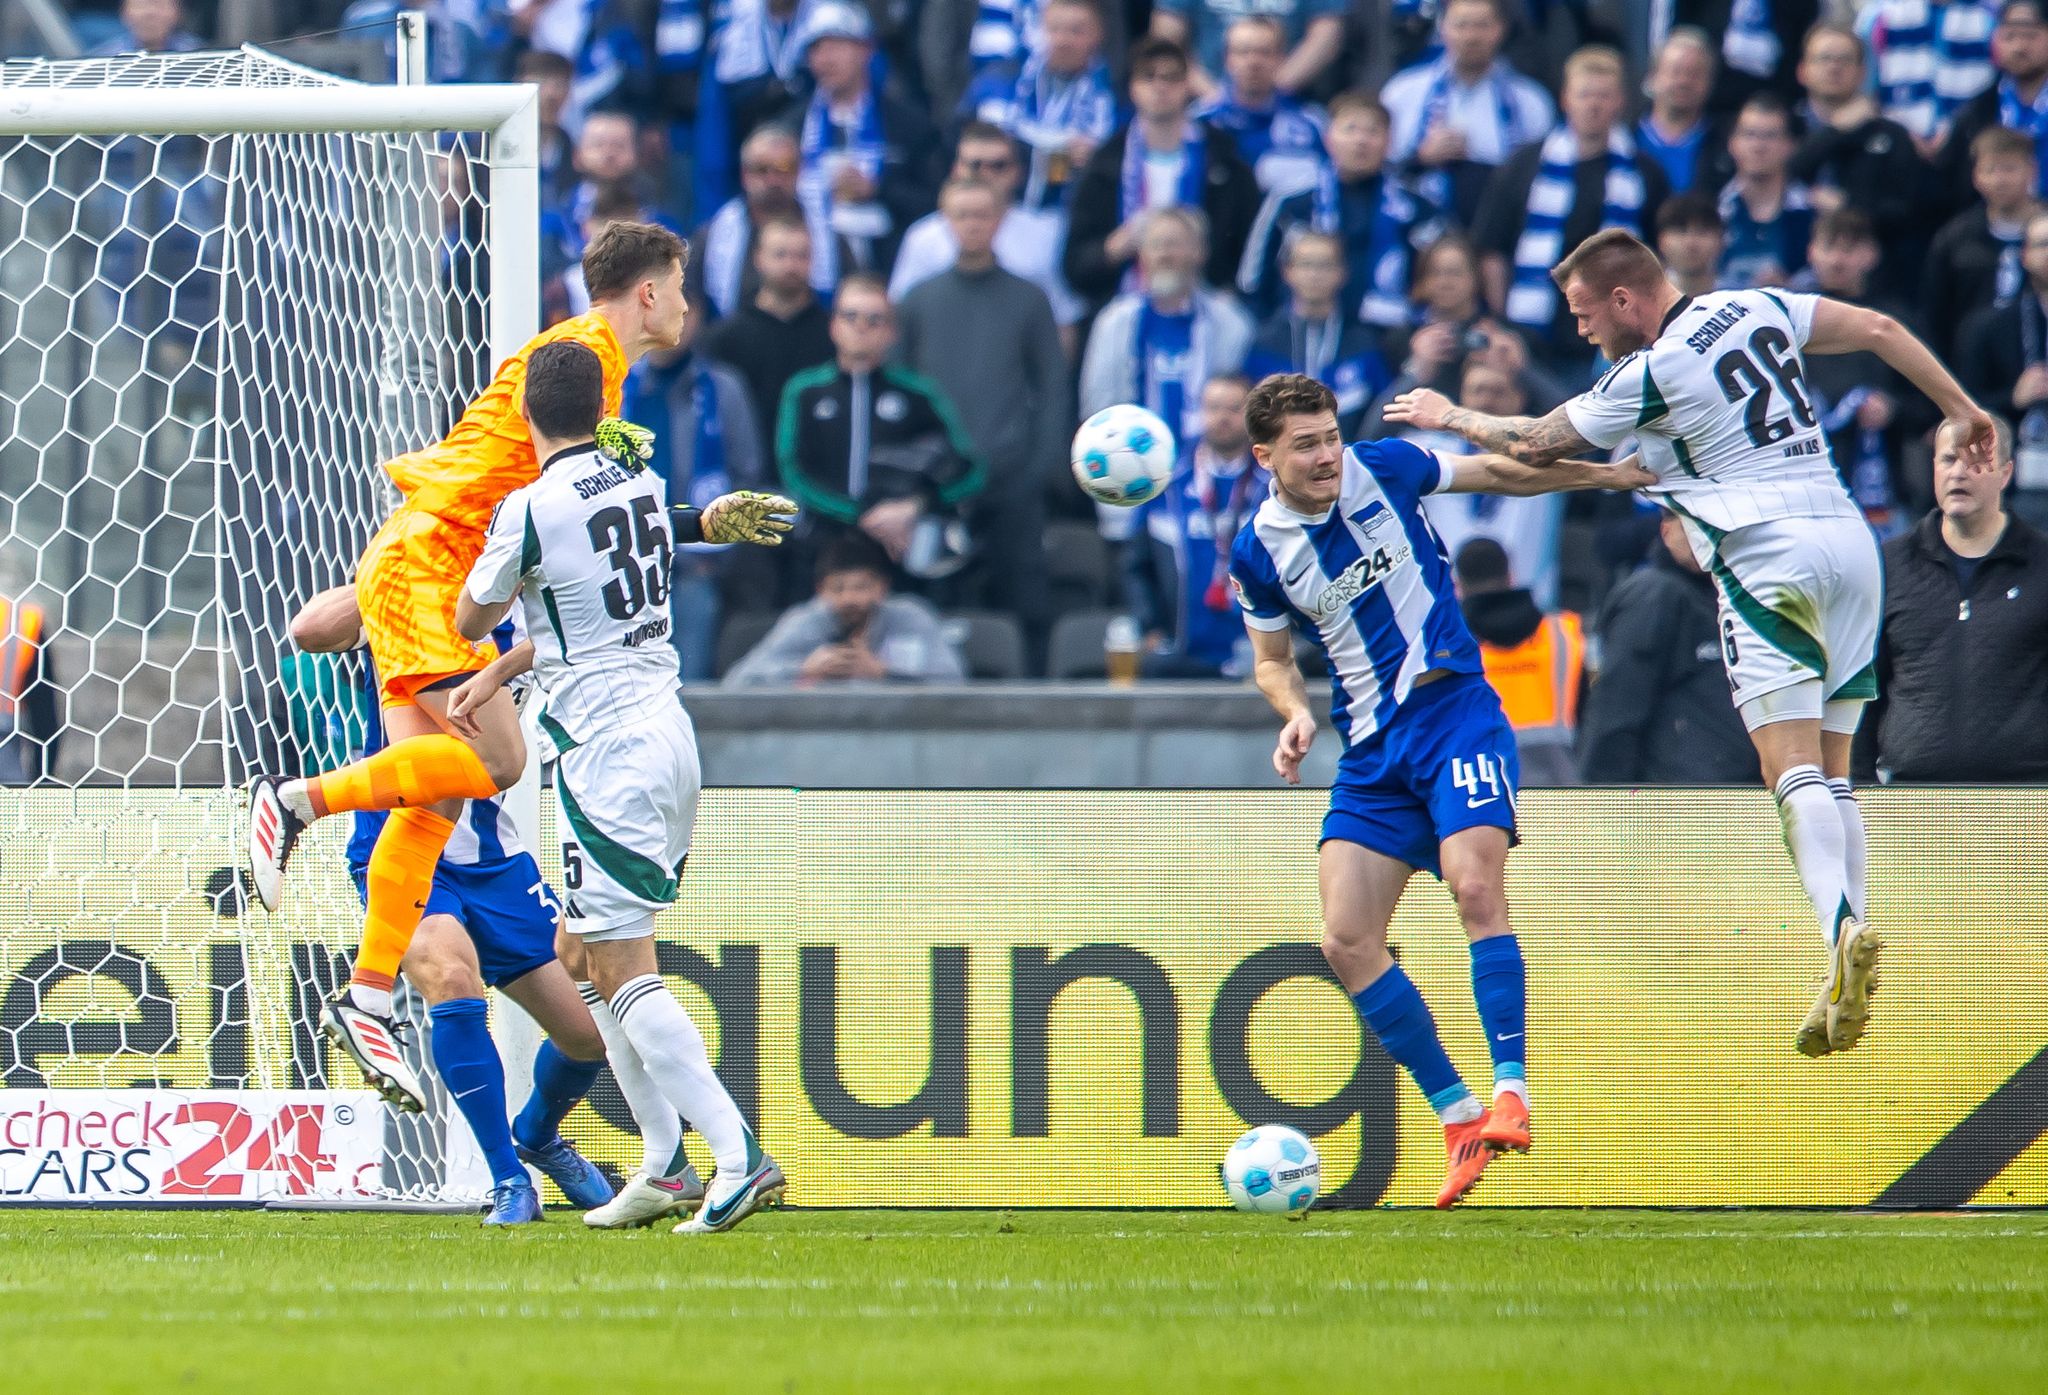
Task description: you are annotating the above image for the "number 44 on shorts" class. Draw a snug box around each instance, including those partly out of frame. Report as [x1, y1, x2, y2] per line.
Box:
[1452, 754, 1507, 810]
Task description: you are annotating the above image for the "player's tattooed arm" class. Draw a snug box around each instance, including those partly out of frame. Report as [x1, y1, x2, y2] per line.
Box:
[1382, 389, 1594, 466]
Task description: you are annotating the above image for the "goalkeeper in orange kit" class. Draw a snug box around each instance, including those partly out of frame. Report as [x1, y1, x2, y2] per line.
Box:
[245, 222, 796, 1112]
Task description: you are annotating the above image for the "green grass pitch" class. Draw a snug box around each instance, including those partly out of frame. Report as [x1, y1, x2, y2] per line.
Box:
[4, 1210, 2043, 1393]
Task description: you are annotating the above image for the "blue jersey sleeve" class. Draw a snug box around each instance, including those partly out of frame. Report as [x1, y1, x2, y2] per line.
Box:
[1359, 437, 1447, 503]
[1228, 527, 1293, 632]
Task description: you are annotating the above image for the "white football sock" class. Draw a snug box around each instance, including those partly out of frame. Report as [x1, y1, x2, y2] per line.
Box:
[608, 975, 749, 1179]
[578, 981, 683, 1178]
[1828, 777, 1868, 924]
[280, 778, 315, 821]
[348, 982, 393, 1017]
[1774, 765, 1851, 947]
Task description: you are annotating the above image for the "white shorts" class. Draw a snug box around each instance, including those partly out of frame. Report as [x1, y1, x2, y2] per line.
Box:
[1691, 515, 1881, 733]
[552, 706, 701, 940]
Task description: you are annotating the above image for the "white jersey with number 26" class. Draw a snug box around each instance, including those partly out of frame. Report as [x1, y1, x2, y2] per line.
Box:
[466, 444, 682, 750]
[1563, 289, 1863, 547]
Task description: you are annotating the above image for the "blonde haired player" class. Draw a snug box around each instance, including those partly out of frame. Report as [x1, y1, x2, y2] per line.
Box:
[453, 341, 792, 1234]
[1386, 227, 1998, 1058]
[245, 223, 793, 1111]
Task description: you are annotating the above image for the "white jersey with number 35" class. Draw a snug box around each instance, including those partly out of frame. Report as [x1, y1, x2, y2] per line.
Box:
[466, 445, 682, 749]
[1563, 289, 1864, 546]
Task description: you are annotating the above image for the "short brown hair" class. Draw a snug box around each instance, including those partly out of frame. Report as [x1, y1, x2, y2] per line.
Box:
[835, 272, 892, 308]
[1129, 36, 1189, 82]
[1812, 206, 1877, 248]
[1552, 228, 1668, 297]
[581, 220, 687, 301]
[1245, 373, 1338, 446]
[1325, 89, 1390, 126]
[1973, 123, 2037, 166]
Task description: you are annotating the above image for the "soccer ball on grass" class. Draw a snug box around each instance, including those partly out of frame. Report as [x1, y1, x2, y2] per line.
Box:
[1071, 404, 1176, 507]
[1221, 1125, 1322, 1214]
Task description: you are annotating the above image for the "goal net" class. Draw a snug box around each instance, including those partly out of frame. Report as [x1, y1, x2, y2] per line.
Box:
[0, 47, 539, 1206]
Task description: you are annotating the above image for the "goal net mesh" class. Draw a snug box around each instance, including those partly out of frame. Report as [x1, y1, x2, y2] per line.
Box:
[0, 46, 508, 1204]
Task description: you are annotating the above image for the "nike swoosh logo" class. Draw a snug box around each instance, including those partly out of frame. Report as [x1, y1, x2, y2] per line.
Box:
[1495, 1032, 1523, 1042]
[1284, 563, 1312, 585]
[1466, 796, 1498, 809]
[701, 1165, 771, 1224]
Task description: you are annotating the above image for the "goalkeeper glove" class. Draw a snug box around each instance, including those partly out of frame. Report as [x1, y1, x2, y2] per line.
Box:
[593, 417, 656, 468]
[699, 491, 799, 545]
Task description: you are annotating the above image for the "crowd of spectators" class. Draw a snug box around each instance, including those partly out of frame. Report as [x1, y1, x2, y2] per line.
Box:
[31, 0, 2048, 784]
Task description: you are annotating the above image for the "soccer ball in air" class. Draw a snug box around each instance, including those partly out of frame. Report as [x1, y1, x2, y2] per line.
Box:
[1071, 404, 1177, 507]
[1221, 1125, 1322, 1214]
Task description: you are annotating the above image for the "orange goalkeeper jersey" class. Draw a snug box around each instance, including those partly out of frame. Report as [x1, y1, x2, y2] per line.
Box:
[384, 312, 629, 533]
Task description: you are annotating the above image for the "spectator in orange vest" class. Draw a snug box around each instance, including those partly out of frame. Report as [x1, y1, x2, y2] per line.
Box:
[0, 571, 59, 786]
[1452, 537, 1584, 788]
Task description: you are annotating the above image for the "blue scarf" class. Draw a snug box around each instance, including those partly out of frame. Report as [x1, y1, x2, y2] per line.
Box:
[1134, 300, 1207, 445]
[1506, 126, 1645, 329]
[1119, 120, 1208, 222]
[567, 0, 647, 128]
[1999, 76, 2048, 194]
[1195, 84, 1325, 173]
[1009, 56, 1121, 208]
[714, 0, 814, 85]
[1310, 167, 1425, 327]
[799, 84, 888, 284]
[655, 0, 705, 74]
[1873, 0, 1997, 140]
[1411, 57, 1529, 206]
[1722, 0, 1781, 80]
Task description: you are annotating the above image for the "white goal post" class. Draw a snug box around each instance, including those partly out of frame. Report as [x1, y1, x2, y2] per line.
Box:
[0, 48, 551, 1208]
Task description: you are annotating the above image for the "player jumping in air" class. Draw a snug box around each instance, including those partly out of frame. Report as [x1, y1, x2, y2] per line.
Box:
[1385, 228, 1998, 1058]
[246, 223, 792, 1111]
[288, 588, 703, 1227]
[452, 341, 792, 1235]
[1232, 373, 1650, 1207]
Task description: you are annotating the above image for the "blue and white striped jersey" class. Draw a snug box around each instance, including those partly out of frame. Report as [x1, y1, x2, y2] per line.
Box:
[1229, 438, 1483, 747]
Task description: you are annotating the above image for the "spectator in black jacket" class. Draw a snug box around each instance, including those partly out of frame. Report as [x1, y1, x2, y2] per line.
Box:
[1634, 28, 1733, 196]
[785, 0, 939, 283]
[1858, 418, 2048, 782]
[1790, 23, 1933, 300]
[1579, 512, 1758, 785]
[1934, 0, 2048, 212]
[1924, 125, 2039, 363]
[702, 212, 836, 445]
[1959, 206, 2048, 424]
[1662, 0, 1819, 117]
[776, 274, 987, 582]
[1062, 38, 1261, 310]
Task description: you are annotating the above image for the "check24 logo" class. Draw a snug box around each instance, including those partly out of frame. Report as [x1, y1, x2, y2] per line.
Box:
[159, 1102, 343, 1196]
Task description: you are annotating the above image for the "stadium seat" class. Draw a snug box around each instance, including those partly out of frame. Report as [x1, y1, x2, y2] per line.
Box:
[942, 611, 1027, 680]
[1046, 608, 1117, 680]
[713, 611, 779, 679]
[1042, 521, 1112, 612]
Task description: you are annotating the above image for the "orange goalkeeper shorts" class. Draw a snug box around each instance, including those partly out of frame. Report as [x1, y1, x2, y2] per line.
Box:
[356, 503, 492, 707]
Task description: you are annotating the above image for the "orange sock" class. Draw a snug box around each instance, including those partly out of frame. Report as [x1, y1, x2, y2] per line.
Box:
[352, 805, 457, 989]
[310, 734, 496, 817]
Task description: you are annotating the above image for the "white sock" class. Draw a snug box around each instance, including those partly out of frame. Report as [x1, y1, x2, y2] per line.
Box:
[280, 778, 314, 821]
[578, 981, 682, 1178]
[1774, 765, 1851, 947]
[1493, 1079, 1528, 1103]
[609, 975, 750, 1180]
[348, 983, 393, 1017]
[1441, 1094, 1484, 1125]
[1828, 778, 1868, 924]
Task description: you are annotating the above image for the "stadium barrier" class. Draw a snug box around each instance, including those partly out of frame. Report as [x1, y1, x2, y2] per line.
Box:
[1, 788, 2042, 1207]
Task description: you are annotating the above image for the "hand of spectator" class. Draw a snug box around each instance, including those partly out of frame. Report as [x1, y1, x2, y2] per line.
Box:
[1912, 133, 1943, 161]
[1406, 321, 1460, 376]
[2015, 365, 2048, 410]
[800, 644, 862, 682]
[1105, 218, 1145, 265]
[860, 497, 921, 561]
[833, 166, 879, 203]
[1066, 134, 1100, 165]
[1856, 391, 1895, 432]
[1809, 186, 1846, 216]
[1470, 319, 1527, 378]
[1382, 386, 1456, 433]
[1273, 712, 1317, 786]
[1417, 123, 1468, 166]
[840, 641, 888, 681]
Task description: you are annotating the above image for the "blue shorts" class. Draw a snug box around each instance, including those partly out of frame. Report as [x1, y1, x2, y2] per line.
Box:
[1320, 673, 1520, 879]
[349, 852, 562, 988]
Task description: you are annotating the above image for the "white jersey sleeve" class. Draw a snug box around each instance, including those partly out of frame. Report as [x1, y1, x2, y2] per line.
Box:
[1563, 352, 1656, 452]
[1776, 289, 1821, 346]
[468, 490, 536, 606]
